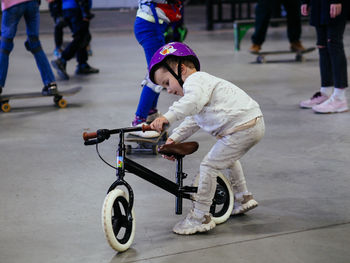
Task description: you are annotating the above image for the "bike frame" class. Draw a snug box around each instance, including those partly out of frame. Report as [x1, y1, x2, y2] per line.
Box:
[107, 130, 197, 216]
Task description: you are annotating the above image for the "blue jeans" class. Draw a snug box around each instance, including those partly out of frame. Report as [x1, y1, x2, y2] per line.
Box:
[134, 17, 167, 119]
[315, 21, 348, 88]
[0, 0, 55, 88]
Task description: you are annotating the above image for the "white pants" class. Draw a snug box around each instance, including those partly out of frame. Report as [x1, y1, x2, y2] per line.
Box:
[194, 117, 265, 213]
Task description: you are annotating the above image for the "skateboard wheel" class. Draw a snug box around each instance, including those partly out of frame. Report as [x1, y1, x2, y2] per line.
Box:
[256, 56, 265, 64]
[296, 54, 305, 62]
[1, 103, 11, 113]
[55, 98, 67, 108]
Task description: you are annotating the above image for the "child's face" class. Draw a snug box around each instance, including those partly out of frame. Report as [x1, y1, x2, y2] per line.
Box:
[154, 67, 184, 96]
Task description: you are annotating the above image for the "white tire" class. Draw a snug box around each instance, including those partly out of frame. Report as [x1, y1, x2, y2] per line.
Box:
[193, 172, 234, 224]
[102, 189, 135, 252]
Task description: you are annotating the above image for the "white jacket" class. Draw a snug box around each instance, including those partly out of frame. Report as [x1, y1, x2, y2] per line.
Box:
[163, 72, 263, 142]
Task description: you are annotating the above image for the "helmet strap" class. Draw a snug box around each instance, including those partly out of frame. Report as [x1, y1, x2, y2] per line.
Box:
[164, 60, 184, 87]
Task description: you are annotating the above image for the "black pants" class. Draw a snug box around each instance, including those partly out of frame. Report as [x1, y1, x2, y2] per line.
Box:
[61, 8, 91, 66]
[316, 20, 348, 88]
[251, 0, 302, 45]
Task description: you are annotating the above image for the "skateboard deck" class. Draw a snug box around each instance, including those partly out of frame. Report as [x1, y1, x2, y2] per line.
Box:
[125, 130, 168, 155]
[252, 47, 316, 63]
[0, 86, 82, 112]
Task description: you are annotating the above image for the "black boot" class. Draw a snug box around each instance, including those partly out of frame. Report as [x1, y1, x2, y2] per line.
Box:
[76, 63, 99, 75]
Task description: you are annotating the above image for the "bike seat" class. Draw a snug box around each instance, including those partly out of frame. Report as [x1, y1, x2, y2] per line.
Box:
[158, 142, 199, 157]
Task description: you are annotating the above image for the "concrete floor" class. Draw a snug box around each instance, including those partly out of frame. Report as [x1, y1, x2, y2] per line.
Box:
[1, 7, 350, 263]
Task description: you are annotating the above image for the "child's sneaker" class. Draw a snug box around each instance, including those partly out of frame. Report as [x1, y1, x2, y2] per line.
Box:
[231, 192, 258, 215]
[173, 210, 216, 235]
[42, 82, 58, 96]
[312, 96, 349, 114]
[299, 91, 328, 109]
[129, 116, 160, 138]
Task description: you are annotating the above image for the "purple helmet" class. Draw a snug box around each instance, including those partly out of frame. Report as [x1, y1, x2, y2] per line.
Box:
[149, 42, 200, 85]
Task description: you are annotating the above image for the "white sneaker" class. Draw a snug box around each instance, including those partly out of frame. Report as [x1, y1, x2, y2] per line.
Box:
[231, 192, 258, 215]
[129, 122, 160, 138]
[312, 96, 349, 114]
[173, 210, 216, 235]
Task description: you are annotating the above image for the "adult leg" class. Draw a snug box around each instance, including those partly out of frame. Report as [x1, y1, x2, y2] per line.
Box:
[251, 0, 272, 46]
[316, 26, 333, 87]
[327, 21, 348, 89]
[283, 0, 302, 43]
[312, 22, 348, 113]
[299, 25, 331, 108]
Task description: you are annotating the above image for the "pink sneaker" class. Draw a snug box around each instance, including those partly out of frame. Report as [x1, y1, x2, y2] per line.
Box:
[299, 92, 329, 109]
[312, 96, 349, 114]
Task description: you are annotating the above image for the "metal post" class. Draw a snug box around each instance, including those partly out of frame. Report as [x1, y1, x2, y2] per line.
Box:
[175, 157, 183, 214]
[206, 0, 214, 30]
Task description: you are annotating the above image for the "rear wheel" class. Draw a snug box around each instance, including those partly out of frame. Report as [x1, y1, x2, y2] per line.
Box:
[193, 172, 234, 224]
[102, 189, 135, 252]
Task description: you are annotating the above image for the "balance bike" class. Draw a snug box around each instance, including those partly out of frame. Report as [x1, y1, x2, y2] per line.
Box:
[83, 125, 234, 252]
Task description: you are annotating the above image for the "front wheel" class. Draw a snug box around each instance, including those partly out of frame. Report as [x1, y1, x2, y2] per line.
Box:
[193, 172, 234, 224]
[102, 189, 135, 252]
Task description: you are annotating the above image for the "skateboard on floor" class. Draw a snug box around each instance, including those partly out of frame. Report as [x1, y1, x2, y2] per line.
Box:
[0, 86, 82, 112]
[252, 47, 316, 64]
[125, 130, 168, 155]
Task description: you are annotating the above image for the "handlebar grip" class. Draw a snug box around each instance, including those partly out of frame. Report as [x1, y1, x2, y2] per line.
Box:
[141, 124, 152, 132]
[83, 131, 97, 141]
[142, 124, 169, 132]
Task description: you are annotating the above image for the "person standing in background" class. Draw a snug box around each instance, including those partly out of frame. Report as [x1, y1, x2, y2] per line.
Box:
[0, 0, 58, 95]
[299, 0, 348, 113]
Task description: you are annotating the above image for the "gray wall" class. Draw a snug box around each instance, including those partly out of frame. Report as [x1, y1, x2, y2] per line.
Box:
[93, 0, 138, 8]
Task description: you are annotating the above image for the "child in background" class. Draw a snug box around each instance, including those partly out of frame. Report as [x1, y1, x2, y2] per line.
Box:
[130, 0, 184, 138]
[149, 42, 265, 235]
[299, 0, 348, 113]
[0, 0, 58, 95]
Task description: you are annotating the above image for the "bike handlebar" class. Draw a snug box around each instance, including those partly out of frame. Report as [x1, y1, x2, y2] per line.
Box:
[83, 124, 157, 145]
